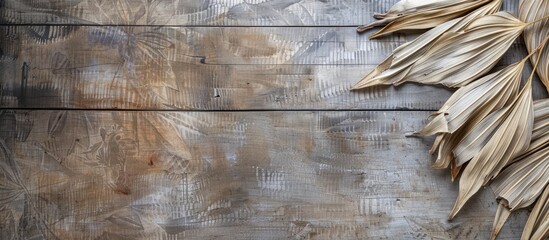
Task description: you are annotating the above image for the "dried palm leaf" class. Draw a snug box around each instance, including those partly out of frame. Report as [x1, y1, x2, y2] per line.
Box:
[432, 99, 512, 170]
[452, 42, 549, 167]
[455, 100, 549, 169]
[490, 113, 549, 224]
[412, 48, 546, 185]
[425, 123, 467, 169]
[412, 59, 525, 137]
[450, 159, 461, 182]
[450, 43, 547, 220]
[449, 78, 534, 219]
[394, 12, 527, 88]
[520, 0, 549, 92]
[430, 131, 465, 178]
[352, 0, 502, 89]
[513, 100, 549, 163]
[427, 106, 501, 170]
[491, 201, 512, 240]
[491, 145, 549, 212]
[533, 99, 549, 121]
[431, 133, 455, 169]
[413, 58, 527, 170]
[358, 0, 494, 39]
[521, 184, 549, 240]
[359, 0, 455, 32]
[453, 106, 509, 166]
[373, 0, 453, 20]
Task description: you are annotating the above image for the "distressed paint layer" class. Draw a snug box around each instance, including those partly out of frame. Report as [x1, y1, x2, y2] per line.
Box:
[0, 0, 520, 26]
[1, 25, 546, 110]
[0, 110, 528, 239]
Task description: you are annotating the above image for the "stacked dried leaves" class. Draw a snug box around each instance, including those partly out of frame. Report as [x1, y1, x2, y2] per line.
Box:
[355, 0, 549, 239]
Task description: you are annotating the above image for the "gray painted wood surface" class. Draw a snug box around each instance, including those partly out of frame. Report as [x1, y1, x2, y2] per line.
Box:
[0, 25, 546, 110]
[0, 0, 542, 239]
[0, 110, 530, 239]
[0, 0, 520, 26]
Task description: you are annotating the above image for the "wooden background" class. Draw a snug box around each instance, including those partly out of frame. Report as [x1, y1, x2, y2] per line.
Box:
[0, 0, 547, 239]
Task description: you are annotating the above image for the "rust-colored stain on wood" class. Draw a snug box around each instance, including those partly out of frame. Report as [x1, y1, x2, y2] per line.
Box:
[0, 0, 544, 239]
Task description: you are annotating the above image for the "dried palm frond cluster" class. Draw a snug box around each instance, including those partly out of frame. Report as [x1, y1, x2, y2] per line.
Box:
[354, 0, 548, 239]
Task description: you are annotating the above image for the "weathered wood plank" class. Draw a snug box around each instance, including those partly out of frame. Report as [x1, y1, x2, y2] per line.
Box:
[0, 26, 412, 65]
[0, 25, 535, 66]
[1, 26, 546, 110]
[0, 110, 528, 239]
[0, 0, 520, 26]
[0, 64, 454, 110]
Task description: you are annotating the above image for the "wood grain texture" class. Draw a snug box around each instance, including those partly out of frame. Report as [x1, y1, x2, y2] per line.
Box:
[1, 25, 546, 110]
[0, 110, 529, 239]
[0, 0, 520, 26]
[0, 0, 543, 239]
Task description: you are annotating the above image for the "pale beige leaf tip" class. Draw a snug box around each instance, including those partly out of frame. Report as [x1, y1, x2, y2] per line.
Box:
[490, 201, 511, 240]
[353, 1, 502, 90]
[357, 0, 451, 33]
[520, 0, 549, 93]
[366, 0, 496, 39]
[449, 79, 534, 220]
[394, 12, 527, 88]
[521, 184, 549, 240]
